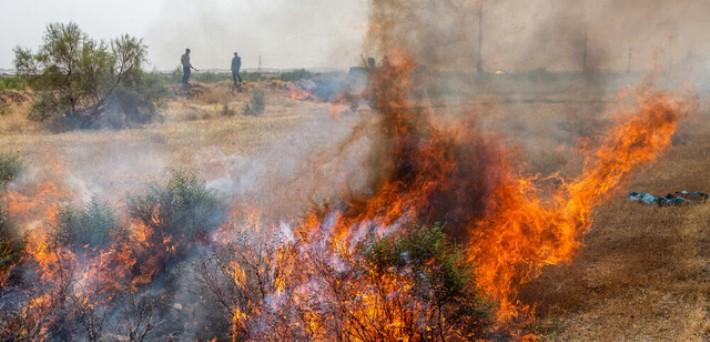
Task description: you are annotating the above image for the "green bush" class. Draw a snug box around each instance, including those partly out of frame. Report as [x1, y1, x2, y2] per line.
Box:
[0, 204, 20, 279]
[366, 225, 491, 334]
[240, 71, 263, 82]
[191, 72, 230, 83]
[279, 69, 312, 82]
[0, 152, 22, 186]
[0, 76, 27, 91]
[0, 152, 21, 277]
[128, 171, 226, 242]
[242, 90, 265, 115]
[56, 199, 119, 248]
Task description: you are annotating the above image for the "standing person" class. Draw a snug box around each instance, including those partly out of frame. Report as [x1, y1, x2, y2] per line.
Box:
[231, 52, 242, 89]
[181, 48, 198, 85]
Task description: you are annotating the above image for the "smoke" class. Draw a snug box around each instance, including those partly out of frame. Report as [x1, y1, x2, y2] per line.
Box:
[365, 0, 710, 74]
[1, 1, 703, 339]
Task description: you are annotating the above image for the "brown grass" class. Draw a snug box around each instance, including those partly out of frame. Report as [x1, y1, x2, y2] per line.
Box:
[526, 120, 710, 341]
[0, 81, 707, 340]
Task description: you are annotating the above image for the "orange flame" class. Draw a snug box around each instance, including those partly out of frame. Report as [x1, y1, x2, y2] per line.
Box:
[469, 90, 695, 322]
[289, 84, 314, 101]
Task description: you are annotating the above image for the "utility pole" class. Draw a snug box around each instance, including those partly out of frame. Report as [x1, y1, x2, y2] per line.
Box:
[476, 0, 484, 73]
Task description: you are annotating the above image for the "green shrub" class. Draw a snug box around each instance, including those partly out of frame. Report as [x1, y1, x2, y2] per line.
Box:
[366, 225, 491, 334]
[0, 159, 21, 277]
[0, 76, 27, 91]
[132, 71, 173, 103]
[279, 69, 312, 82]
[128, 171, 226, 242]
[56, 199, 119, 248]
[191, 72, 230, 83]
[242, 90, 265, 115]
[0, 152, 22, 186]
[240, 71, 263, 82]
[0, 204, 20, 279]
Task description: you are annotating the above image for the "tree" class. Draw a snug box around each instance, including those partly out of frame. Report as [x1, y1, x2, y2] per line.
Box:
[14, 22, 152, 128]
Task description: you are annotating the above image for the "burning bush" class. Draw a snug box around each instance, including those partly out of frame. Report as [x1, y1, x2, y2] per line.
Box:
[0, 204, 20, 286]
[55, 199, 120, 249]
[128, 171, 226, 246]
[196, 216, 491, 341]
[365, 225, 492, 337]
[0, 153, 22, 284]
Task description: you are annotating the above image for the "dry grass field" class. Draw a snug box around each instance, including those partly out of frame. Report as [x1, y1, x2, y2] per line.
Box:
[1, 79, 708, 340]
[528, 120, 710, 341]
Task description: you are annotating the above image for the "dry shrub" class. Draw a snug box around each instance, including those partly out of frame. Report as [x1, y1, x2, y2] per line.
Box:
[193, 82, 232, 105]
[243, 90, 265, 115]
[221, 102, 235, 117]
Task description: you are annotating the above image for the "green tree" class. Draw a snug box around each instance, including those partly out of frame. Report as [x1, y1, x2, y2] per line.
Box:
[14, 22, 149, 127]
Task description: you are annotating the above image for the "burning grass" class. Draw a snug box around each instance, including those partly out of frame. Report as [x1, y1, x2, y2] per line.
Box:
[0, 56, 704, 340]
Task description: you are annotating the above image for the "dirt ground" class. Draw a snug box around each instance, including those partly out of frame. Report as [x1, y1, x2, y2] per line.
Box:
[527, 119, 710, 341]
[1, 80, 708, 340]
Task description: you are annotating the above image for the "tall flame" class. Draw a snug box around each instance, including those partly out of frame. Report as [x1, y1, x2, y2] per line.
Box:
[469, 90, 695, 322]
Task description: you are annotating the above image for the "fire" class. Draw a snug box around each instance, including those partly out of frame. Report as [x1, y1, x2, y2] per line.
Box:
[469, 90, 695, 322]
[0, 50, 695, 340]
[1, 155, 169, 338]
[279, 51, 695, 334]
[289, 84, 314, 101]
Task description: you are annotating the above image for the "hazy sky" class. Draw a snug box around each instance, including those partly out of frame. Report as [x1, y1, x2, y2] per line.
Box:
[0, 0, 369, 70]
[2, 1, 708, 72]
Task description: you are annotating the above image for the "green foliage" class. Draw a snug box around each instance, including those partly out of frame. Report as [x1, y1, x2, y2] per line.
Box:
[191, 72, 230, 83]
[0, 152, 22, 186]
[28, 91, 63, 122]
[242, 90, 265, 115]
[136, 71, 173, 102]
[14, 22, 155, 129]
[0, 204, 20, 278]
[240, 71, 263, 82]
[279, 69, 312, 82]
[367, 226, 467, 299]
[0, 153, 21, 278]
[128, 171, 226, 242]
[366, 225, 492, 330]
[0, 76, 27, 91]
[56, 199, 119, 248]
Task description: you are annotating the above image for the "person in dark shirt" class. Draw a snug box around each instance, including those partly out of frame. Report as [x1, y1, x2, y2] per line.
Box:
[231, 52, 242, 89]
[181, 48, 198, 85]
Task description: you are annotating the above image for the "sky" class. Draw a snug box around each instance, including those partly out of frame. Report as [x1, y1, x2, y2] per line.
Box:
[0, 0, 369, 70]
[2, 0, 708, 73]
